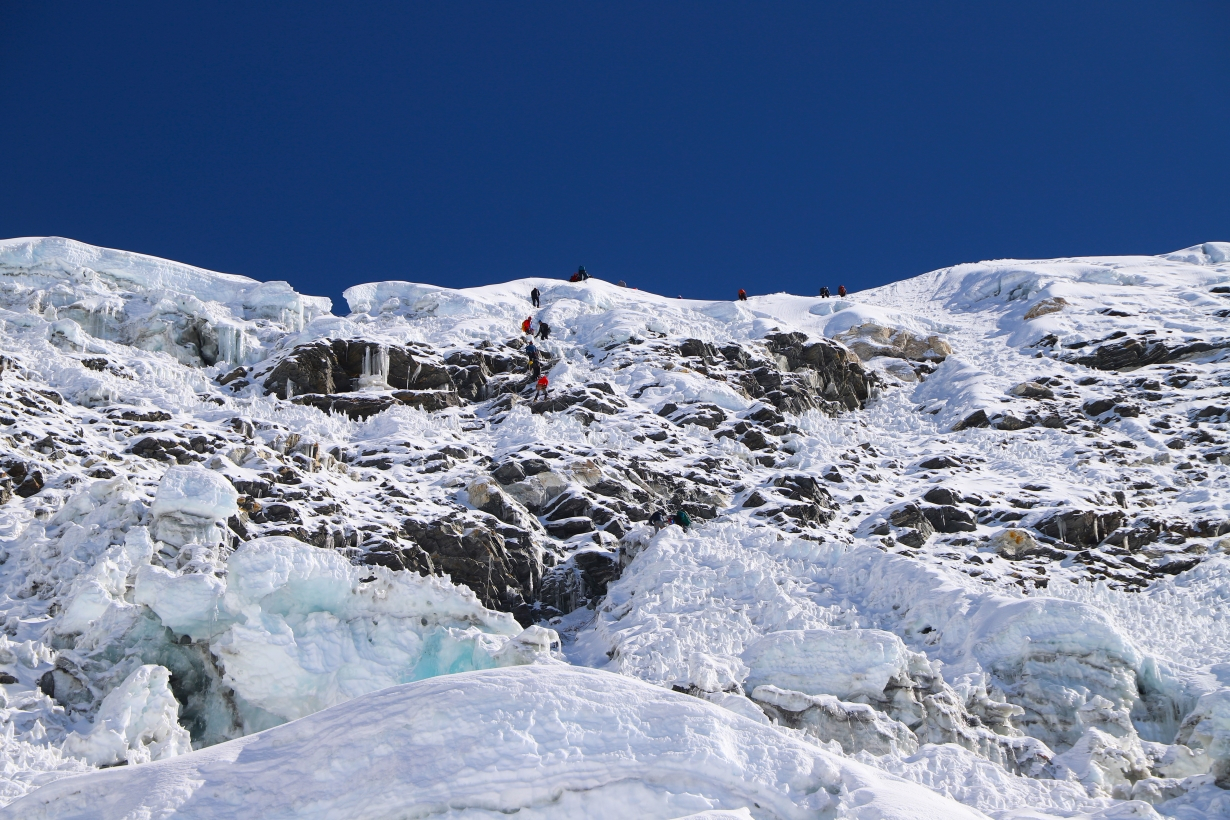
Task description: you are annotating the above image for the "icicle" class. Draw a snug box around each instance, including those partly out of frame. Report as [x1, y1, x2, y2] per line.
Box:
[286, 379, 295, 400]
[357, 344, 391, 389]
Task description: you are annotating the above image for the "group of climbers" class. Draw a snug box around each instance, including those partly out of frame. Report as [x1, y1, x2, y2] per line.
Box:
[649, 508, 691, 532]
[569, 266, 590, 283]
[525, 340, 542, 380]
[520, 316, 551, 340]
[520, 308, 555, 398]
[818, 285, 847, 298]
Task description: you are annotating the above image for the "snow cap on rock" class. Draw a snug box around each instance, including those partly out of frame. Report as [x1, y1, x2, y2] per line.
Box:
[151, 464, 239, 522]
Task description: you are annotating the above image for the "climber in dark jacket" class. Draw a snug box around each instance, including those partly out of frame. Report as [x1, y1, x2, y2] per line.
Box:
[737, 288, 747, 301]
[525, 341, 539, 363]
[820, 286, 830, 298]
[530, 287, 540, 308]
[672, 510, 692, 530]
[536, 321, 551, 340]
[649, 510, 667, 531]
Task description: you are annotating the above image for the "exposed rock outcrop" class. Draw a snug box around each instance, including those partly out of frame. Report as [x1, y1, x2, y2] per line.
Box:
[833, 322, 952, 363]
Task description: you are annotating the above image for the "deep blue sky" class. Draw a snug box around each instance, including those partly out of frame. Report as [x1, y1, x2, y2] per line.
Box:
[2, 2, 1227, 310]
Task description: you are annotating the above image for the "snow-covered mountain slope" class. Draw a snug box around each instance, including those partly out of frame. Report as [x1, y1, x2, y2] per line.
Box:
[1, 236, 1229, 818]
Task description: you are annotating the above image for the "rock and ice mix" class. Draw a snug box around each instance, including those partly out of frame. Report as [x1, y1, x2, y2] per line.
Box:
[0, 236, 1228, 818]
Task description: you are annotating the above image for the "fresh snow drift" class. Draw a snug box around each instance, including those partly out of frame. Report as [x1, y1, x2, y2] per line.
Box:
[0, 236, 1229, 818]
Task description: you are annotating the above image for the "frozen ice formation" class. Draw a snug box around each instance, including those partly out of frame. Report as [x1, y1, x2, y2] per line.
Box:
[148, 464, 239, 553]
[0, 236, 330, 368]
[0, 236, 1229, 817]
[134, 534, 551, 724]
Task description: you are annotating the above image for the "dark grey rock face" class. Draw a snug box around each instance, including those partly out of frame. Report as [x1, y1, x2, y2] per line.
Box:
[1067, 335, 1230, 371]
[263, 339, 455, 399]
[920, 504, 977, 534]
[402, 515, 541, 625]
[764, 332, 875, 412]
[1034, 509, 1126, 548]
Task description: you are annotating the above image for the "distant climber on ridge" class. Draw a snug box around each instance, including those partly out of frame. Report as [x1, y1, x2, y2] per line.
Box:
[838, 285, 847, 297]
[820, 286, 830, 298]
[737, 288, 747, 301]
[570, 266, 589, 283]
[530, 287, 540, 308]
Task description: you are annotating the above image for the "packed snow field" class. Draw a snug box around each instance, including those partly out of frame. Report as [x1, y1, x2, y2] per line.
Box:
[0, 236, 1228, 819]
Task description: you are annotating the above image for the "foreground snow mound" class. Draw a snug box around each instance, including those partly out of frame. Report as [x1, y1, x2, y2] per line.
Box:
[6, 665, 989, 820]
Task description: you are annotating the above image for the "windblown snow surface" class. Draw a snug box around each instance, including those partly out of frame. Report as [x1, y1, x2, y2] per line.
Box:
[0, 236, 1229, 818]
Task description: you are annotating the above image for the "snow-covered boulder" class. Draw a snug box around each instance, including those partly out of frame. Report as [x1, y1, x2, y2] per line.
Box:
[742, 628, 917, 703]
[752, 684, 919, 755]
[990, 527, 1040, 559]
[60, 665, 191, 767]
